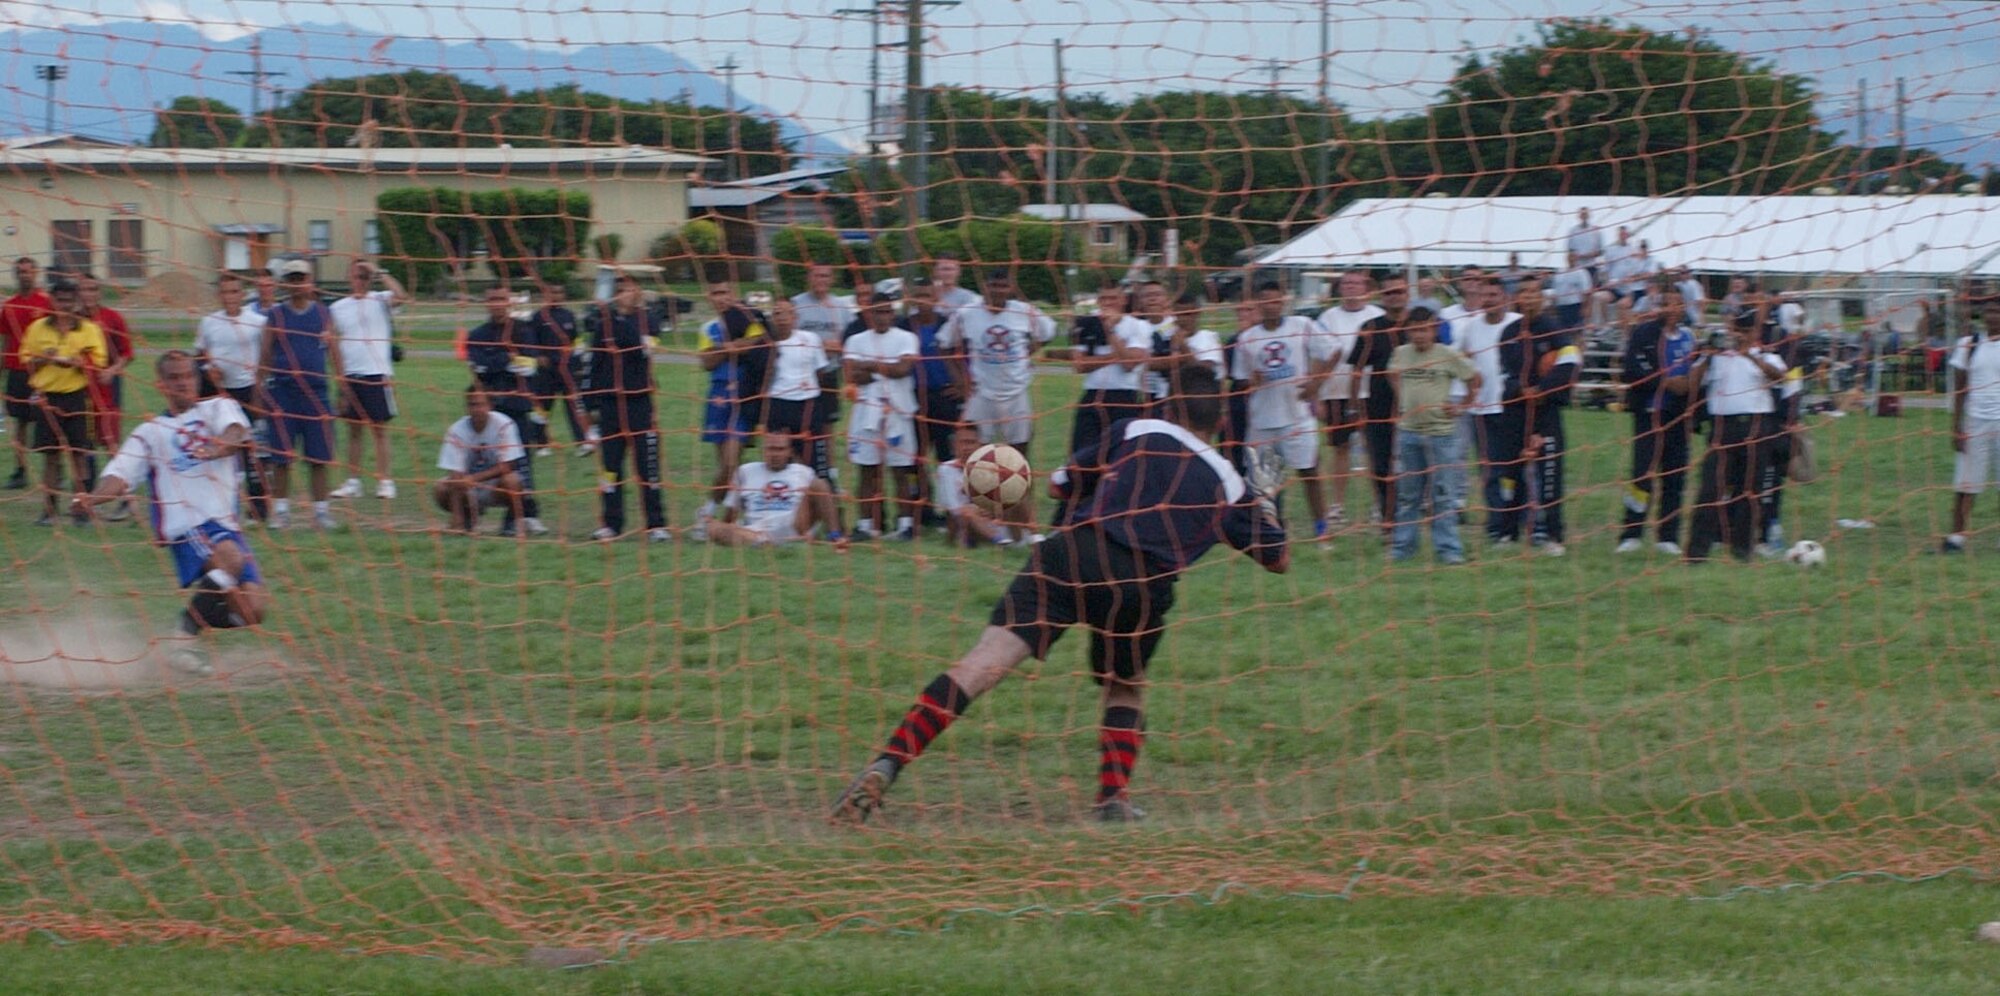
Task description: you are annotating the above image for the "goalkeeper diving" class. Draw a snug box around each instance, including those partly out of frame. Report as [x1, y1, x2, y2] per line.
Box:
[833, 366, 1289, 824]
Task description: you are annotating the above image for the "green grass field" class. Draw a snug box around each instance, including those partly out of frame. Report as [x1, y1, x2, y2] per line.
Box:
[2, 356, 1997, 990]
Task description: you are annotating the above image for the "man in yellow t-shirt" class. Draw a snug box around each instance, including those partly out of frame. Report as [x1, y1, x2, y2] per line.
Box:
[21, 277, 107, 525]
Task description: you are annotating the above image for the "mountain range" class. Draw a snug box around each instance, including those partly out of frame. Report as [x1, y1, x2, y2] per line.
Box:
[0, 21, 853, 160]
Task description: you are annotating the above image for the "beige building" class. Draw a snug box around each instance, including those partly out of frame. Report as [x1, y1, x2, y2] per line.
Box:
[0, 145, 707, 288]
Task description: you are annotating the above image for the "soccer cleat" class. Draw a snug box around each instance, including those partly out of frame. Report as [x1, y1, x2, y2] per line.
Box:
[1489, 535, 1517, 547]
[575, 441, 597, 457]
[648, 527, 673, 544]
[590, 526, 618, 542]
[4, 467, 25, 490]
[1754, 542, 1784, 561]
[375, 479, 398, 500]
[850, 525, 880, 543]
[313, 508, 339, 531]
[1942, 535, 1967, 555]
[522, 517, 551, 537]
[536, 447, 553, 459]
[167, 643, 213, 677]
[886, 525, 916, 542]
[1027, 532, 1046, 545]
[687, 519, 710, 543]
[1615, 538, 1642, 554]
[268, 509, 291, 530]
[1092, 796, 1147, 823]
[1541, 542, 1567, 558]
[1655, 541, 1683, 556]
[330, 478, 363, 499]
[831, 757, 900, 824]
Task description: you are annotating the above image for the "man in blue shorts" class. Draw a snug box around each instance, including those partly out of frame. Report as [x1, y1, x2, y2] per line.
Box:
[258, 259, 342, 530]
[692, 278, 772, 535]
[74, 350, 269, 677]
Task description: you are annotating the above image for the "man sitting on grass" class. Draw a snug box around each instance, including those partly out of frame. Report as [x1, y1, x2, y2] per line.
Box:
[703, 432, 846, 548]
[433, 384, 527, 535]
[934, 422, 1023, 548]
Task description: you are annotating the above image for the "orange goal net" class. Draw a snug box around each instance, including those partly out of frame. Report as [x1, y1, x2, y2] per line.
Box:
[2, 0, 1999, 959]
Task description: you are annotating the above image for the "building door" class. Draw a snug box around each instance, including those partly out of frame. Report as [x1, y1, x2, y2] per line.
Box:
[51, 220, 91, 275]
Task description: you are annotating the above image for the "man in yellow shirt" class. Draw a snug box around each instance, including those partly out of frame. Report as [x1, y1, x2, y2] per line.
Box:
[21, 277, 107, 525]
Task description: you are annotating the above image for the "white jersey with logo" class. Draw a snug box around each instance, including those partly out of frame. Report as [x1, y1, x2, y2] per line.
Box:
[1230, 316, 1332, 430]
[1146, 322, 1226, 399]
[1453, 312, 1516, 415]
[1316, 303, 1386, 401]
[194, 308, 269, 390]
[788, 292, 854, 340]
[1704, 350, 1785, 415]
[437, 414, 525, 475]
[1082, 314, 1155, 392]
[102, 397, 252, 541]
[724, 461, 817, 530]
[330, 290, 397, 377]
[940, 301, 1055, 402]
[769, 330, 831, 402]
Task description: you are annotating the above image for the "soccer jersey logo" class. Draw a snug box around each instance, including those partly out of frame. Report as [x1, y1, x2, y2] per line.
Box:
[168, 418, 210, 472]
[980, 325, 1016, 362]
[1260, 341, 1296, 379]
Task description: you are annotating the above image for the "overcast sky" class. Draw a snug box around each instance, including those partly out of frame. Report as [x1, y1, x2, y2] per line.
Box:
[8, 0, 1998, 151]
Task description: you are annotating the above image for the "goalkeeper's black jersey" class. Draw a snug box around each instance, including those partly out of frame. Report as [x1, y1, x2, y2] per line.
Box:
[1050, 418, 1287, 576]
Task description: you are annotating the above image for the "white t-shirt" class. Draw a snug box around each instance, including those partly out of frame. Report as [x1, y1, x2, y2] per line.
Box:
[1568, 223, 1603, 263]
[845, 327, 921, 427]
[1952, 336, 2000, 421]
[1316, 303, 1385, 401]
[1549, 267, 1594, 306]
[1677, 278, 1707, 323]
[102, 397, 252, 541]
[935, 285, 982, 318]
[934, 459, 970, 515]
[1610, 252, 1655, 295]
[1437, 303, 1472, 345]
[194, 308, 269, 390]
[1230, 316, 1332, 429]
[1776, 301, 1806, 336]
[1081, 314, 1155, 392]
[789, 292, 854, 340]
[1452, 312, 1516, 415]
[1143, 320, 1226, 399]
[1704, 350, 1785, 415]
[330, 290, 397, 378]
[437, 414, 525, 474]
[940, 301, 1054, 402]
[724, 461, 818, 530]
[769, 331, 831, 402]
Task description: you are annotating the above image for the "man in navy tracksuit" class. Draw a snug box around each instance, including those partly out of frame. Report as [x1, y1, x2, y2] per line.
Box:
[1489, 277, 1579, 551]
[1617, 283, 1697, 554]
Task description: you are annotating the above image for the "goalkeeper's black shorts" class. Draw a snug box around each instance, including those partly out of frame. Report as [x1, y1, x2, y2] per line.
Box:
[990, 527, 1176, 685]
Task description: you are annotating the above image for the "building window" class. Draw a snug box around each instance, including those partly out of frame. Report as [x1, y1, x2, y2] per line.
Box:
[308, 219, 333, 253]
[51, 220, 91, 275]
[107, 219, 145, 280]
[1091, 224, 1115, 247]
[363, 219, 380, 256]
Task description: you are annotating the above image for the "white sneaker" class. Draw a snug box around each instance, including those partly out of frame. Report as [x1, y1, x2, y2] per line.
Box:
[268, 508, 291, 530]
[375, 479, 397, 500]
[330, 478, 362, 499]
[536, 447, 553, 459]
[647, 527, 673, 543]
[1755, 542, 1785, 560]
[314, 508, 338, 531]
[1615, 538, 1642, 554]
[1541, 542, 1567, 558]
[167, 643, 212, 677]
[590, 526, 618, 541]
[575, 441, 598, 457]
[688, 519, 710, 543]
[1655, 541, 1683, 556]
[1027, 532, 1047, 545]
[522, 517, 550, 537]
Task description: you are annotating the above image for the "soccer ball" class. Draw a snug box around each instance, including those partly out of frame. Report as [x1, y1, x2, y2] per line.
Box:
[1786, 540, 1827, 568]
[964, 443, 1032, 515]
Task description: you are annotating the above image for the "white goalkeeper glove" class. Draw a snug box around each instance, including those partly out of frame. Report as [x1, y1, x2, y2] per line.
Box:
[1247, 444, 1287, 527]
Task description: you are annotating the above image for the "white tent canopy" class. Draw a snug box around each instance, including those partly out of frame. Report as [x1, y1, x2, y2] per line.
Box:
[1255, 195, 2000, 279]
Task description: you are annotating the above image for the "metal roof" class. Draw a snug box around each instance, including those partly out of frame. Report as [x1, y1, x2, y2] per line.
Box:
[1256, 195, 2000, 278]
[1020, 203, 1149, 223]
[0, 145, 710, 173]
[688, 188, 785, 209]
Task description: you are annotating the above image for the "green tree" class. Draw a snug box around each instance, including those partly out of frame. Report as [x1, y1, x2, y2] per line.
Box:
[1420, 19, 1837, 196]
[148, 96, 245, 148]
[374, 186, 591, 292]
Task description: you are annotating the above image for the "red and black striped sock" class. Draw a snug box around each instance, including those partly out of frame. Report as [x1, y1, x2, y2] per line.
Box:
[1097, 706, 1143, 802]
[879, 674, 971, 766]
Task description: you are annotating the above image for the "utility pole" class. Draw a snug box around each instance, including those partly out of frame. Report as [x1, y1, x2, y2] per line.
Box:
[718, 53, 741, 181]
[1896, 76, 1907, 190]
[1054, 39, 1074, 278]
[835, 3, 885, 230]
[1857, 78, 1868, 191]
[900, 0, 958, 263]
[34, 64, 65, 134]
[1316, 1, 1332, 215]
[227, 38, 285, 125]
[1045, 40, 1059, 209]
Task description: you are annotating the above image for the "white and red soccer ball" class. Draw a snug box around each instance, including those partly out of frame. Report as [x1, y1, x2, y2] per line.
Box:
[965, 443, 1032, 515]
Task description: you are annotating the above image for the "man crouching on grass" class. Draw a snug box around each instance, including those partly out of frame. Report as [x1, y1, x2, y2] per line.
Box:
[73, 351, 269, 677]
[832, 367, 1288, 825]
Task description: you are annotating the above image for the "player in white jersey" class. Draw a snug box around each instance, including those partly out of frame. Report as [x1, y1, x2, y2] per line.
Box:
[433, 383, 528, 533]
[73, 351, 268, 677]
[1314, 270, 1385, 529]
[327, 258, 407, 501]
[1231, 280, 1337, 537]
[846, 298, 924, 541]
[192, 272, 272, 520]
[939, 269, 1056, 448]
[705, 432, 845, 547]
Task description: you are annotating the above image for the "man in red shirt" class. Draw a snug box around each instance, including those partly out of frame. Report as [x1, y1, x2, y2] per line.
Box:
[2, 257, 51, 490]
[78, 271, 134, 518]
